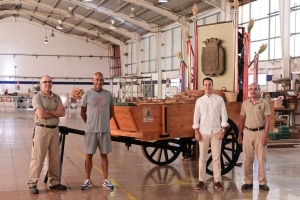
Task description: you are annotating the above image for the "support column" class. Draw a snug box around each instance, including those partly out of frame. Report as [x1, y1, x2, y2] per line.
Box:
[135, 36, 142, 76]
[155, 31, 162, 98]
[220, 0, 232, 22]
[119, 43, 126, 77]
[279, 0, 290, 78]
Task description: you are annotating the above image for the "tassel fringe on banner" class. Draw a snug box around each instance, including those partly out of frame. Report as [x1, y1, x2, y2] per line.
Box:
[175, 51, 186, 92]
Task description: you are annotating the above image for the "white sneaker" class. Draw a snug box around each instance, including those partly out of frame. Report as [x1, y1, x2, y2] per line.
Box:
[81, 179, 92, 190]
[102, 179, 114, 189]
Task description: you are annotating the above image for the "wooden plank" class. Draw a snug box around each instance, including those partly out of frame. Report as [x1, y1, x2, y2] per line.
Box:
[161, 105, 166, 135]
[132, 105, 162, 134]
[113, 106, 138, 131]
[129, 107, 140, 132]
[166, 104, 194, 132]
[110, 116, 119, 130]
[141, 129, 194, 141]
[111, 129, 142, 139]
[268, 139, 300, 148]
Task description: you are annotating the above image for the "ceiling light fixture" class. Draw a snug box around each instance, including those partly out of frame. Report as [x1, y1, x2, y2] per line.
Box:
[158, 0, 168, 2]
[44, 28, 48, 44]
[83, 0, 93, 2]
[96, 29, 100, 37]
[56, 19, 63, 30]
[50, 30, 55, 37]
[129, 5, 136, 18]
[67, 6, 74, 17]
[44, 36, 48, 44]
[110, 19, 116, 29]
[85, 36, 89, 43]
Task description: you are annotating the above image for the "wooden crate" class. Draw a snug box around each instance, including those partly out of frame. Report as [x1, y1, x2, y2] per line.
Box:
[290, 132, 300, 139]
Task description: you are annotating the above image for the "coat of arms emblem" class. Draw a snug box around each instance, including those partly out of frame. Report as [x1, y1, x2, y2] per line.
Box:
[201, 38, 225, 76]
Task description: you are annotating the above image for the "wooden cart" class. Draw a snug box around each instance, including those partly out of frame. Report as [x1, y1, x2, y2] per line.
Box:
[110, 102, 246, 175]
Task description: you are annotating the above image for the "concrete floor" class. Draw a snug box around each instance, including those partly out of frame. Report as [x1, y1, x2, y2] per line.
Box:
[0, 105, 300, 200]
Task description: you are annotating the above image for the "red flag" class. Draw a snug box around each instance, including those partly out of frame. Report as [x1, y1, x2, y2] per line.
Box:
[243, 32, 250, 100]
[253, 55, 259, 83]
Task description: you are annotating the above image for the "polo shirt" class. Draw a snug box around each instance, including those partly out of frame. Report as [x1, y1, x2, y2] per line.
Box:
[240, 97, 271, 128]
[32, 91, 62, 125]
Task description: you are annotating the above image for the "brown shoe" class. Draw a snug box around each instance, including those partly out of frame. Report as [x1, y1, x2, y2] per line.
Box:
[214, 182, 224, 191]
[195, 181, 206, 190]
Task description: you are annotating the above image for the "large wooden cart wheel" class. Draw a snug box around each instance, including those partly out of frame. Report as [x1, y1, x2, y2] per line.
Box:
[206, 118, 242, 175]
[141, 139, 181, 165]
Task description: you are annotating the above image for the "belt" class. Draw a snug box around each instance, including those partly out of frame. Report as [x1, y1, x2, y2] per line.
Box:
[36, 123, 58, 129]
[245, 126, 264, 132]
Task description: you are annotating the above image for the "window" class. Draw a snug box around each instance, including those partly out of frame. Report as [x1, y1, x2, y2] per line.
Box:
[248, 74, 267, 86]
[290, 1, 300, 57]
[239, 0, 281, 61]
[170, 78, 180, 87]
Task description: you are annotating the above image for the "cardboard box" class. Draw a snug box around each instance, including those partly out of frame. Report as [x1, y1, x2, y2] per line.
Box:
[290, 132, 300, 139]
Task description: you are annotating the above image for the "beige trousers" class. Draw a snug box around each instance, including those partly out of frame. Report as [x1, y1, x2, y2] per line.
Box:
[242, 128, 267, 185]
[27, 126, 60, 187]
[198, 131, 222, 182]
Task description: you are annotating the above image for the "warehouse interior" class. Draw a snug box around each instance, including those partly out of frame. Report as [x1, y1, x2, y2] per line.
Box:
[0, 0, 300, 199]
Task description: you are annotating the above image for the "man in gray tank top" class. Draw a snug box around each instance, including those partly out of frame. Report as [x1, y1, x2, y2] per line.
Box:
[80, 72, 115, 190]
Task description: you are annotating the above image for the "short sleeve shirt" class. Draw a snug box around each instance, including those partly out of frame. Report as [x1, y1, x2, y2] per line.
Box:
[32, 91, 62, 125]
[81, 89, 113, 133]
[240, 97, 271, 128]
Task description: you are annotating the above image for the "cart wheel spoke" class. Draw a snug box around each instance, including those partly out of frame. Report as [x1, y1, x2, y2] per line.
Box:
[223, 138, 234, 144]
[164, 149, 169, 161]
[206, 156, 212, 166]
[141, 139, 181, 165]
[222, 150, 232, 164]
[223, 146, 237, 153]
[221, 154, 225, 170]
[157, 148, 163, 162]
[226, 126, 233, 134]
[208, 149, 212, 154]
[149, 147, 159, 158]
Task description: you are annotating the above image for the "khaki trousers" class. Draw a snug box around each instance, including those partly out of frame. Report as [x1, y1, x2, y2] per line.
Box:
[198, 131, 222, 182]
[242, 128, 267, 185]
[27, 126, 60, 187]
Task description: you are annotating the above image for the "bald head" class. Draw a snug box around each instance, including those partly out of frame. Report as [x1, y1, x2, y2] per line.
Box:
[249, 82, 260, 89]
[248, 82, 260, 99]
[94, 72, 103, 78]
[92, 72, 104, 91]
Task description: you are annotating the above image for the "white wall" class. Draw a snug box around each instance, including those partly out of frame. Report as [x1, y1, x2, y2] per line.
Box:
[0, 22, 109, 95]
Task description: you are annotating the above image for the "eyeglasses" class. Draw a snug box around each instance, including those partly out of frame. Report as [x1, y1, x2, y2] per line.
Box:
[249, 88, 258, 91]
[40, 81, 53, 84]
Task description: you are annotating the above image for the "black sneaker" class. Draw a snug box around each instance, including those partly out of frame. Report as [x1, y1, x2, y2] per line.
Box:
[259, 184, 269, 191]
[241, 183, 253, 190]
[29, 186, 39, 194]
[49, 183, 67, 190]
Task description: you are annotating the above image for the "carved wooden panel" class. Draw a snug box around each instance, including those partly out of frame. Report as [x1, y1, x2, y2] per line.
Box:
[201, 38, 225, 77]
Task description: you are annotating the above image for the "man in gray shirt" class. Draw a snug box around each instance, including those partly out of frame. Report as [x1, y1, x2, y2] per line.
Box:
[80, 72, 115, 190]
